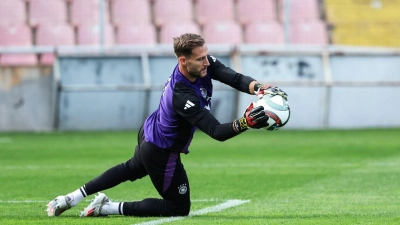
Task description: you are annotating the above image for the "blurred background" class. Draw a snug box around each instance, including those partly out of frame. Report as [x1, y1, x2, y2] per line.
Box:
[0, 0, 399, 131]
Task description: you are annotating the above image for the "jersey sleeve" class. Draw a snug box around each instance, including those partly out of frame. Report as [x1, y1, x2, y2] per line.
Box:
[207, 55, 255, 94]
[173, 82, 209, 125]
[173, 82, 241, 141]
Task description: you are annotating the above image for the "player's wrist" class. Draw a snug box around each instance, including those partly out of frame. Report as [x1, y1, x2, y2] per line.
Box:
[232, 118, 249, 133]
[253, 83, 268, 93]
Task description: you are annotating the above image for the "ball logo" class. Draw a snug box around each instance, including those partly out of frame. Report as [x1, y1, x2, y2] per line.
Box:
[266, 96, 289, 111]
[178, 184, 187, 194]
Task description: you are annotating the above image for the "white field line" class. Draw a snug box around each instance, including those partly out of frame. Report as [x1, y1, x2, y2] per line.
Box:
[0, 199, 232, 204]
[132, 199, 250, 225]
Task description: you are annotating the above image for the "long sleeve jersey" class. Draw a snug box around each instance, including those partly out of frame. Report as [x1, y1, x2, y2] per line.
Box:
[144, 55, 255, 153]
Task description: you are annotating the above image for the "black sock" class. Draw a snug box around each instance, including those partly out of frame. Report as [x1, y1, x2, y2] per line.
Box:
[84, 163, 129, 195]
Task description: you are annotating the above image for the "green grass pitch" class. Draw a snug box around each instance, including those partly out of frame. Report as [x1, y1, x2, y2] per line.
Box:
[1, 129, 400, 224]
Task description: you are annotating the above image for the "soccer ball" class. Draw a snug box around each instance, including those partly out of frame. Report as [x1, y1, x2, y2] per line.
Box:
[254, 94, 290, 131]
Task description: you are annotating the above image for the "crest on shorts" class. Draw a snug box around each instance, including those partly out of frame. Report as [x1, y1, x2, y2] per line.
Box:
[178, 184, 187, 194]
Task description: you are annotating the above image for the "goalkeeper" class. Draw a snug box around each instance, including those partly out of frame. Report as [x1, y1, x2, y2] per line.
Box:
[46, 33, 287, 217]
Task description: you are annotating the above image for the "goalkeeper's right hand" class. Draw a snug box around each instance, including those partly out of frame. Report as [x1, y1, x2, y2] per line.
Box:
[254, 83, 288, 100]
[233, 103, 269, 133]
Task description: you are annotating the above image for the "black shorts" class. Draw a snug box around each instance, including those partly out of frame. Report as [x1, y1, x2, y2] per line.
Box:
[125, 126, 190, 204]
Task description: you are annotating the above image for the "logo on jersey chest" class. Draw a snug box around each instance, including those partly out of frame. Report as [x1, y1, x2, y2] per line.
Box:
[184, 100, 195, 110]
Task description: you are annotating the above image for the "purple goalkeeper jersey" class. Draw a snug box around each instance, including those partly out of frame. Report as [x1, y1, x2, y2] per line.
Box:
[144, 62, 212, 154]
[143, 55, 254, 153]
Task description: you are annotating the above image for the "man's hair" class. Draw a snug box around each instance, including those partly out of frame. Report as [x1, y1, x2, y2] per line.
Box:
[173, 33, 205, 58]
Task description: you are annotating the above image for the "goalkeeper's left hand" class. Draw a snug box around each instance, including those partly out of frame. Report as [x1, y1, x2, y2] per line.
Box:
[254, 83, 288, 100]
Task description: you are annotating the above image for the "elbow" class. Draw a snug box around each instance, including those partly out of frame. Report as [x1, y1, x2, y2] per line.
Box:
[214, 137, 227, 142]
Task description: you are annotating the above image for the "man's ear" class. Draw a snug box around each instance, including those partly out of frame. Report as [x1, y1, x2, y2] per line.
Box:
[179, 56, 187, 66]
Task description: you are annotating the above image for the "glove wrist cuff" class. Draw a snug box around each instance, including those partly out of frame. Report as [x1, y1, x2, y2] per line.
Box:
[254, 83, 264, 93]
[233, 118, 249, 133]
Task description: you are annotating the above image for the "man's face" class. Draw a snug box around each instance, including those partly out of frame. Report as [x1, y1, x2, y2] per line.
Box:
[184, 45, 210, 79]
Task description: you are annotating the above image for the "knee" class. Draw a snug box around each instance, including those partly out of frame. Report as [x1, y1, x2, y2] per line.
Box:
[178, 202, 191, 216]
[170, 200, 191, 216]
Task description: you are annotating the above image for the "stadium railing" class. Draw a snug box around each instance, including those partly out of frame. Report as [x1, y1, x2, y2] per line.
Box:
[1, 43, 400, 130]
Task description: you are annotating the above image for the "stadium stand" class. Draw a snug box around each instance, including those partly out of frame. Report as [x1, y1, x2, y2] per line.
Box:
[195, 0, 235, 26]
[277, 0, 328, 44]
[0, 0, 338, 67]
[244, 21, 285, 44]
[70, 0, 110, 26]
[290, 20, 328, 45]
[325, 0, 400, 47]
[325, 0, 400, 23]
[153, 0, 194, 27]
[116, 24, 157, 45]
[0, 24, 37, 66]
[160, 22, 201, 44]
[331, 22, 400, 47]
[36, 23, 75, 65]
[0, 0, 26, 25]
[28, 0, 67, 27]
[236, 0, 277, 25]
[202, 21, 242, 44]
[278, 0, 320, 21]
[111, 0, 151, 26]
[77, 24, 114, 46]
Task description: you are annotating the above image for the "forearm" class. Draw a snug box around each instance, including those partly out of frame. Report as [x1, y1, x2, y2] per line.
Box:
[196, 113, 242, 141]
[212, 67, 256, 94]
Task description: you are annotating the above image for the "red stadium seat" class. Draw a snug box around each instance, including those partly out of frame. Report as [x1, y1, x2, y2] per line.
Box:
[153, 0, 193, 27]
[36, 23, 74, 65]
[202, 21, 242, 44]
[245, 21, 285, 44]
[116, 24, 157, 45]
[279, 0, 320, 21]
[28, 0, 67, 26]
[111, 0, 151, 26]
[195, 0, 235, 26]
[0, 24, 37, 66]
[237, 0, 276, 25]
[160, 22, 200, 44]
[77, 24, 114, 46]
[290, 20, 328, 45]
[0, 0, 26, 25]
[70, 0, 110, 26]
